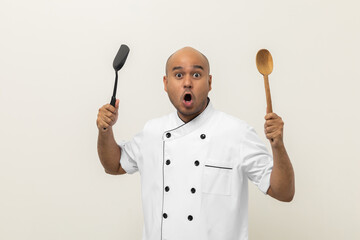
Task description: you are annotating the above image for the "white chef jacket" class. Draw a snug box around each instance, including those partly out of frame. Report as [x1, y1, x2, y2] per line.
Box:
[119, 101, 273, 240]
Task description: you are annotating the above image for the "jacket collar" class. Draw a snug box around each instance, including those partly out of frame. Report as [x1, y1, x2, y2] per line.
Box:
[163, 99, 214, 141]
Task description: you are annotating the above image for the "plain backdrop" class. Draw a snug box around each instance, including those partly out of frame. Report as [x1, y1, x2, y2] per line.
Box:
[1, 0, 359, 239]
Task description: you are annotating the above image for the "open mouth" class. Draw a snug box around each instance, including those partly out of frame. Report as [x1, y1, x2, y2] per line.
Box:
[184, 93, 192, 102]
[183, 93, 193, 107]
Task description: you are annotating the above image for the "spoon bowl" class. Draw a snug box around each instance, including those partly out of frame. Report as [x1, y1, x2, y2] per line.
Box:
[256, 49, 273, 113]
[256, 49, 273, 76]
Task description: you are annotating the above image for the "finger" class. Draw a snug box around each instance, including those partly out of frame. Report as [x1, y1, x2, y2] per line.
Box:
[99, 105, 114, 116]
[100, 106, 118, 118]
[104, 114, 116, 123]
[265, 117, 284, 126]
[97, 113, 112, 126]
[264, 113, 279, 120]
[104, 104, 117, 114]
[104, 110, 116, 119]
[115, 99, 120, 109]
[265, 126, 278, 134]
[266, 130, 282, 140]
[265, 119, 277, 127]
[102, 115, 114, 125]
[97, 118, 110, 129]
[266, 132, 276, 140]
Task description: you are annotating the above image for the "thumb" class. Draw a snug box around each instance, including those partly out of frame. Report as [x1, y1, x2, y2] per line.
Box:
[115, 99, 120, 109]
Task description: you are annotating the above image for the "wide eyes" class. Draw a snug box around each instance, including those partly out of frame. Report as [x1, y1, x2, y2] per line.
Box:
[193, 72, 201, 78]
[175, 73, 183, 78]
[174, 72, 201, 78]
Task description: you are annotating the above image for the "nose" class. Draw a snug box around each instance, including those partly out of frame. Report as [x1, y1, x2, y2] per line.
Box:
[183, 74, 193, 88]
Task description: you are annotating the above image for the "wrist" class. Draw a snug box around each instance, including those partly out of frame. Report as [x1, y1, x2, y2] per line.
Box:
[270, 138, 285, 149]
[99, 126, 113, 135]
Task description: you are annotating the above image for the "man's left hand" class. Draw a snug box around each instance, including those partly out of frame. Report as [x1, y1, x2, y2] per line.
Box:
[264, 113, 284, 147]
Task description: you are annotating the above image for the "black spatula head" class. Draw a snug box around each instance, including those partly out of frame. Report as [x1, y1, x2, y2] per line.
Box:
[113, 44, 130, 71]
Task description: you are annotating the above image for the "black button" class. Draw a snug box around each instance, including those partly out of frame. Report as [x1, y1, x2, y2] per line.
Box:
[194, 160, 200, 166]
[163, 213, 168, 219]
[200, 134, 206, 139]
[166, 132, 171, 138]
[191, 188, 196, 194]
[166, 159, 171, 165]
[165, 186, 170, 192]
[188, 215, 193, 221]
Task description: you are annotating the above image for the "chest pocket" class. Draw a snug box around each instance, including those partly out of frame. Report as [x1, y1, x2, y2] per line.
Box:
[202, 160, 233, 195]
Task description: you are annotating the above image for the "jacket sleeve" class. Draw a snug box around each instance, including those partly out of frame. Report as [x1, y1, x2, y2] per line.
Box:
[240, 126, 273, 194]
[118, 131, 143, 174]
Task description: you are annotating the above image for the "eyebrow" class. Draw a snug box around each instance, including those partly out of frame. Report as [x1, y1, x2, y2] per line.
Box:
[172, 65, 204, 72]
[172, 66, 183, 71]
[193, 65, 204, 70]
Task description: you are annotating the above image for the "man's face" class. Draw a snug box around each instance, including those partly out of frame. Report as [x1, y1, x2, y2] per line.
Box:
[163, 48, 212, 123]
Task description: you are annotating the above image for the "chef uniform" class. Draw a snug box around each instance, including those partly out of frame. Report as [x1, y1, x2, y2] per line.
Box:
[119, 100, 273, 240]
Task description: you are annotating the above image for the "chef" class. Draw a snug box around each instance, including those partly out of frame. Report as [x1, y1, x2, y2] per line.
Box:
[96, 47, 295, 240]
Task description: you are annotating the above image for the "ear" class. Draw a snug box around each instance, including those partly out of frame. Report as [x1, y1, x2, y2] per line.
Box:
[208, 75, 212, 91]
[163, 76, 168, 92]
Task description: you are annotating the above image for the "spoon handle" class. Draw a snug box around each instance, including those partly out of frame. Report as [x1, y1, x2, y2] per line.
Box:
[264, 75, 273, 113]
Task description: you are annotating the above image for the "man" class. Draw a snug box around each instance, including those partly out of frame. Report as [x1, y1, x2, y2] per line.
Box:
[96, 47, 295, 240]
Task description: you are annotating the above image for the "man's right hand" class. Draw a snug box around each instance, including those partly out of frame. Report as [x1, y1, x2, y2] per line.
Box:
[96, 99, 120, 131]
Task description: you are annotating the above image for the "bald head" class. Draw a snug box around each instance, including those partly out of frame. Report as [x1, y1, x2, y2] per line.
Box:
[165, 47, 210, 76]
[163, 46, 212, 123]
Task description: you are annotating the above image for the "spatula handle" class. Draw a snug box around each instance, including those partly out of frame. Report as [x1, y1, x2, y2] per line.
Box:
[264, 75, 273, 113]
[103, 96, 116, 130]
[110, 96, 116, 107]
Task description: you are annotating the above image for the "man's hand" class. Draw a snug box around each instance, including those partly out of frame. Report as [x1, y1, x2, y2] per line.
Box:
[97, 99, 120, 131]
[264, 112, 284, 148]
[264, 112, 295, 202]
[96, 99, 125, 175]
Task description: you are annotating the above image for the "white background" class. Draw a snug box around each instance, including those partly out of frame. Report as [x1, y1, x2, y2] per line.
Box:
[1, 0, 359, 239]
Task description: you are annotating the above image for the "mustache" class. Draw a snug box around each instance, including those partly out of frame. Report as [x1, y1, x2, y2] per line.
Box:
[181, 90, 193, 97]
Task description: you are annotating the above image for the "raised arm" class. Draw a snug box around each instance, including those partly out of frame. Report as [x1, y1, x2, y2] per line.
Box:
[264, 112, 295, 202]
[96, 99, 126, 175]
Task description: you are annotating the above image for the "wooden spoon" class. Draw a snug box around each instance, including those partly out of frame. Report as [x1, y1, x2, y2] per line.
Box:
[256, 49, 273, 113]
